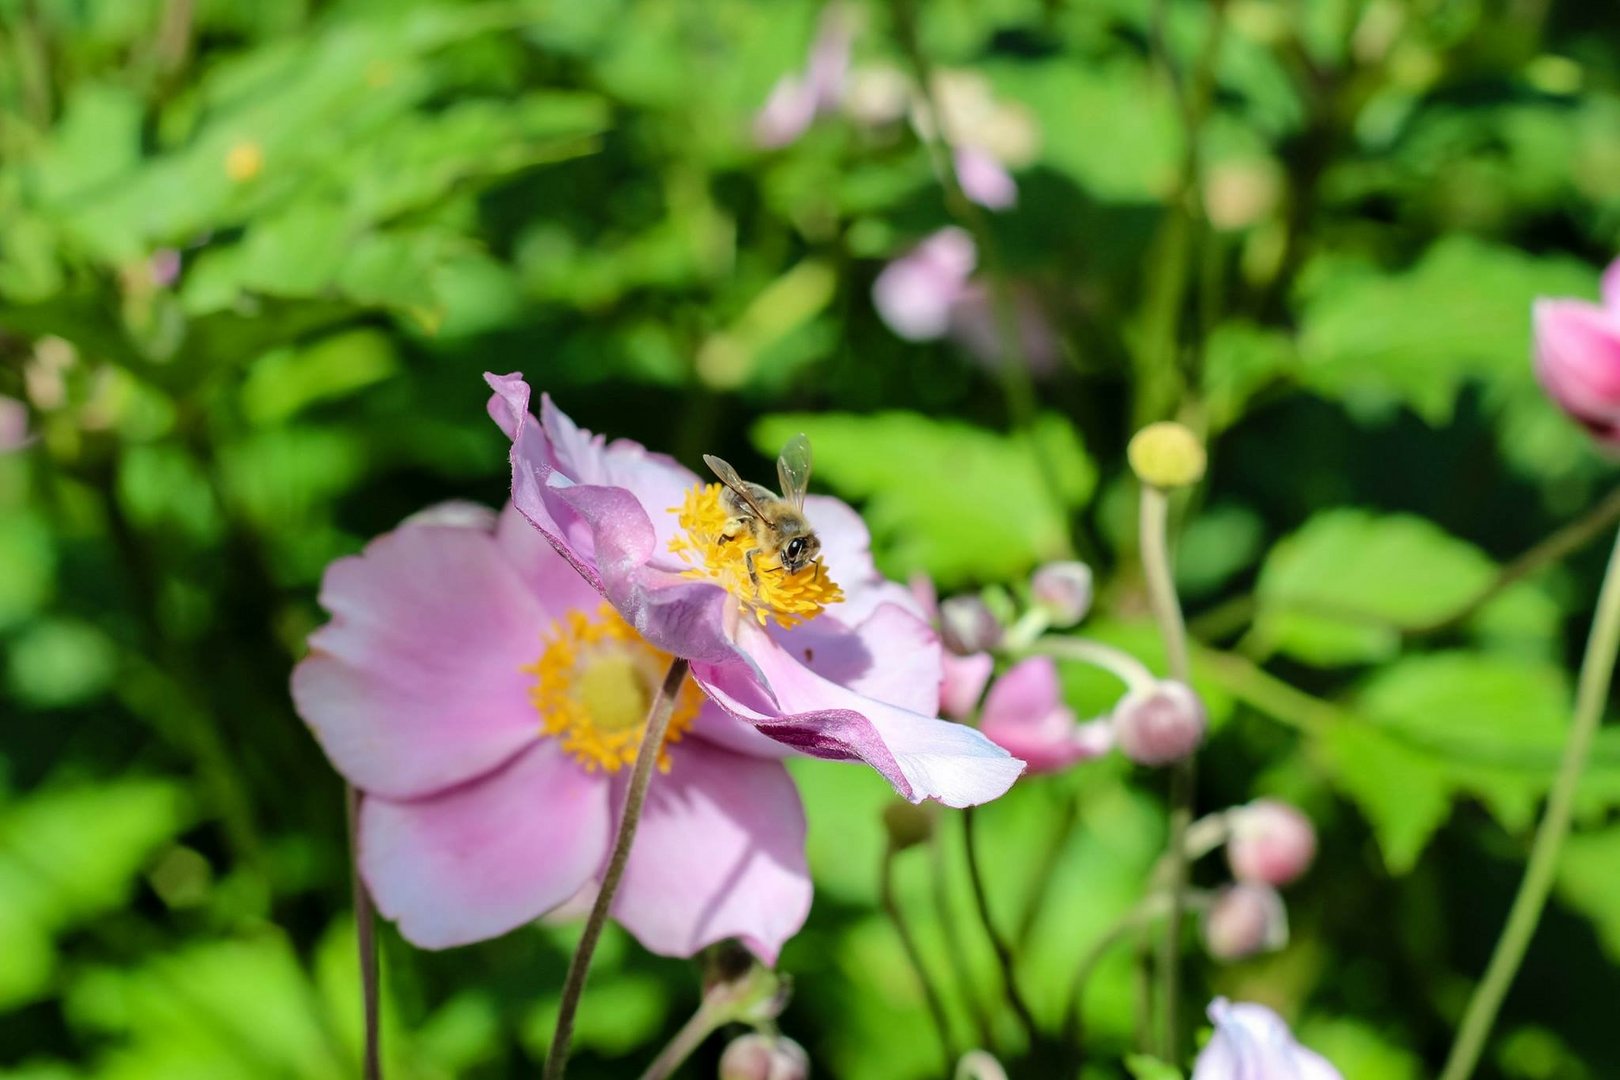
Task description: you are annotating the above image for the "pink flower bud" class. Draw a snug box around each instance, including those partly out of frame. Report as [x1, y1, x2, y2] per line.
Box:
[939, 595, 1002, 654]
[1226, 799, 1317, 887]
[1029, 561, 1093, 628]
[1111, 680, 1205, 766]
[1203, 883, 1288, 961]
[720, 1034, 810, 1080]
[1532, 258, 1620, 451]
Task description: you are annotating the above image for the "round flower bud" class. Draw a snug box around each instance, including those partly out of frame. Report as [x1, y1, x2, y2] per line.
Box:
[1111, 680, 1206, 766]
[1225, 799, 1317, 887]
[1203, 883, 1288, 961]
[939, 594, 1003, 654]
[1127, 421, 1207, 489]
[720, 1034, 810, 1080]
[1030, 561, 1094, 628]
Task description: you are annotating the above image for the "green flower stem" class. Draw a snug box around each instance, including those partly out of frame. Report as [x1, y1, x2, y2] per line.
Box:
[1061, 892, 1173, 1047]
[1439, 524, 1620, 1080]
[934, 831, 1000, 1053]
[962, 806, 1041, 1044]
[545, 657, 690, 1080]
[638, 998, 727, 1080]
[348, 785, 382, 1080]
[1027, 634, 1158, 692]
[1138, 486, 1195, 1063]
[880, 839, 959, 1079]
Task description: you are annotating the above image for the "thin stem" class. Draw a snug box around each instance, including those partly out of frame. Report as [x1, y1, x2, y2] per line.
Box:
[545, 657, 690, 1080]
[1015, 791, 1080, 949]
[638, 998, 725, 1080]
[962, 807, 1041, 1044]
[1027, 635, 1159, 692]
[880, 841, 958, 1078]
[1438, 525, 1620, 1080]
[1139, 486, 1195, 1063]
[932, 829, 999, 1053]
[347, 786, 382, 1080]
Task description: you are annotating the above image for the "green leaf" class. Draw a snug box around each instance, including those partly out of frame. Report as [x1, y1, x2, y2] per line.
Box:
[1124, 1055, 1184, 1080]
[1557, 824, 1620, 964]
[1296, 237, 1593, 424]
[752, 412, 1096, 587]
[240, 329, 400, 426]
[1253, 510, 1554, 667]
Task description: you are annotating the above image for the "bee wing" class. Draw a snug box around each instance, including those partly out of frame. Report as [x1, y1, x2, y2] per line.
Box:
[703, 453, 772, 520]
[776, 433, 813, 511]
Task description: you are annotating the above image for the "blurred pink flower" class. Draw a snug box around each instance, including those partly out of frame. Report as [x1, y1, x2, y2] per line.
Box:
[873, 229, 1059, 372]
[978, 656, 1112, 774]
[1226, 799, 1317, 887]
[486, 374, 1023, 807]
[909, 574, 995, 721]
[754, 7, 853, 148]
[954, 145, 1018, 210]
[0, 396, 30, 452]
[1533, 258, 1620, 450]
[1191, 999, 1343, 1080]
[873, 227, 978, 341]
[291, 505, 810, 960]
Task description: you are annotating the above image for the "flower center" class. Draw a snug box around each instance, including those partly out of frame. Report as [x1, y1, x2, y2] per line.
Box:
[668, 483, 844, 628]
[524, 603, 703, 773]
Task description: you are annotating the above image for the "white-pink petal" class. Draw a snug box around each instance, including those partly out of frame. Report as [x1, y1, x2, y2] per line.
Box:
[359, 743, 611, 949]
[613, 742, 811, 964]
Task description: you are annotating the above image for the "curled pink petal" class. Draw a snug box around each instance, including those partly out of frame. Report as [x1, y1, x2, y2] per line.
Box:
[979, 656, 1110, 774]
[613, 742, 811, 964]
[359, 743, 611, 949]
[291, 523, 547, 799]
[698, 620, 1023, 806]
[940, 651, 993, 720]
[1532, 299, 1620, 443]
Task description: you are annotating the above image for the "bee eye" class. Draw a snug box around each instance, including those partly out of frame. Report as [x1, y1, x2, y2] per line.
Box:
[785, 538, 804, 561]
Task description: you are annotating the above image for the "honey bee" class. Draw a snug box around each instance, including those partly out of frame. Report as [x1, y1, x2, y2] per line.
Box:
[702, 434, 822, 590]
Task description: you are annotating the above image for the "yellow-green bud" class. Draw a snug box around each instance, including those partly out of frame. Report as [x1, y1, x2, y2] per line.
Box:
[1127, 421, 1206, 489]
[882, 800, 937, 852]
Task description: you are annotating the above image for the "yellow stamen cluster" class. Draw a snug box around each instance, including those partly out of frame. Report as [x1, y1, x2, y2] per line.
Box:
[523, 602, 702, 773]
[668, 484, 844, 628]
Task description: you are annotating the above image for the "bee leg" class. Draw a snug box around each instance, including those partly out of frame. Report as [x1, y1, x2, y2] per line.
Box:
[744, 548, 761, 590]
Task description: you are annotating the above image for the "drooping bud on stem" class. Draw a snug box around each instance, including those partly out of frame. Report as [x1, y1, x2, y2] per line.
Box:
[720, 1034, 810, 1080]
[1111, 680, 1206, 765]
[939, 594, 1003, 654]
[1029, 560, 1094, 628]
[1225, 799, 1317, 887]
[1203, 882, 1289, 960]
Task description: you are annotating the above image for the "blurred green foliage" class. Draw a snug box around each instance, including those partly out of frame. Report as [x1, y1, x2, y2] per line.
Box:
[4, 0, 1620, 1077]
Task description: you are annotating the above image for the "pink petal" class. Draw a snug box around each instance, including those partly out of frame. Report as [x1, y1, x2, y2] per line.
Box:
[360, 743, 610, 949]
[1602, 256, 1620, 312]
[946, 283, 1061, 375]
[941, 651, 993, 720]
[755, 75, 819, 148]
[804, 7, 853, 114]
[291, 523, 547, 800]
[872, 228, 977, 342]
[696, 620, 1023, 807]
[770, 601, 941, 716]
[0, 395, 30, 453]
[978, 657, 1109, 774]
[807, 495, 926, 625]
[484, 373, 738, 664]
[954, 145, 1018, 210]
[493, 503, 602, 618]
[612, 741, 811, 964]
[1532, 299, 1620, 426]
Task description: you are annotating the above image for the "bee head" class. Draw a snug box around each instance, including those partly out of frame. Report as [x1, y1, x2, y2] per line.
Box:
[780, 530, 820, 574]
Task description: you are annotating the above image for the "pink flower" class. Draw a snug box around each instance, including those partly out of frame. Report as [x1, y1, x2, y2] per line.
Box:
[753, 6, 853, 148]
[486, 374, 1024, 807]
[908, 574, 994, 721]
[954, 145, 1018, 210]
[873, 228, 978, 342]
[977, 656, 1112, 774]
[1111, 680, 1206, 765]
[1191, 999, 1343, 1080]
[1533, 258, 1620, 450]
[292, 505, 811, 961]
[1226, 799, 1317, 887]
